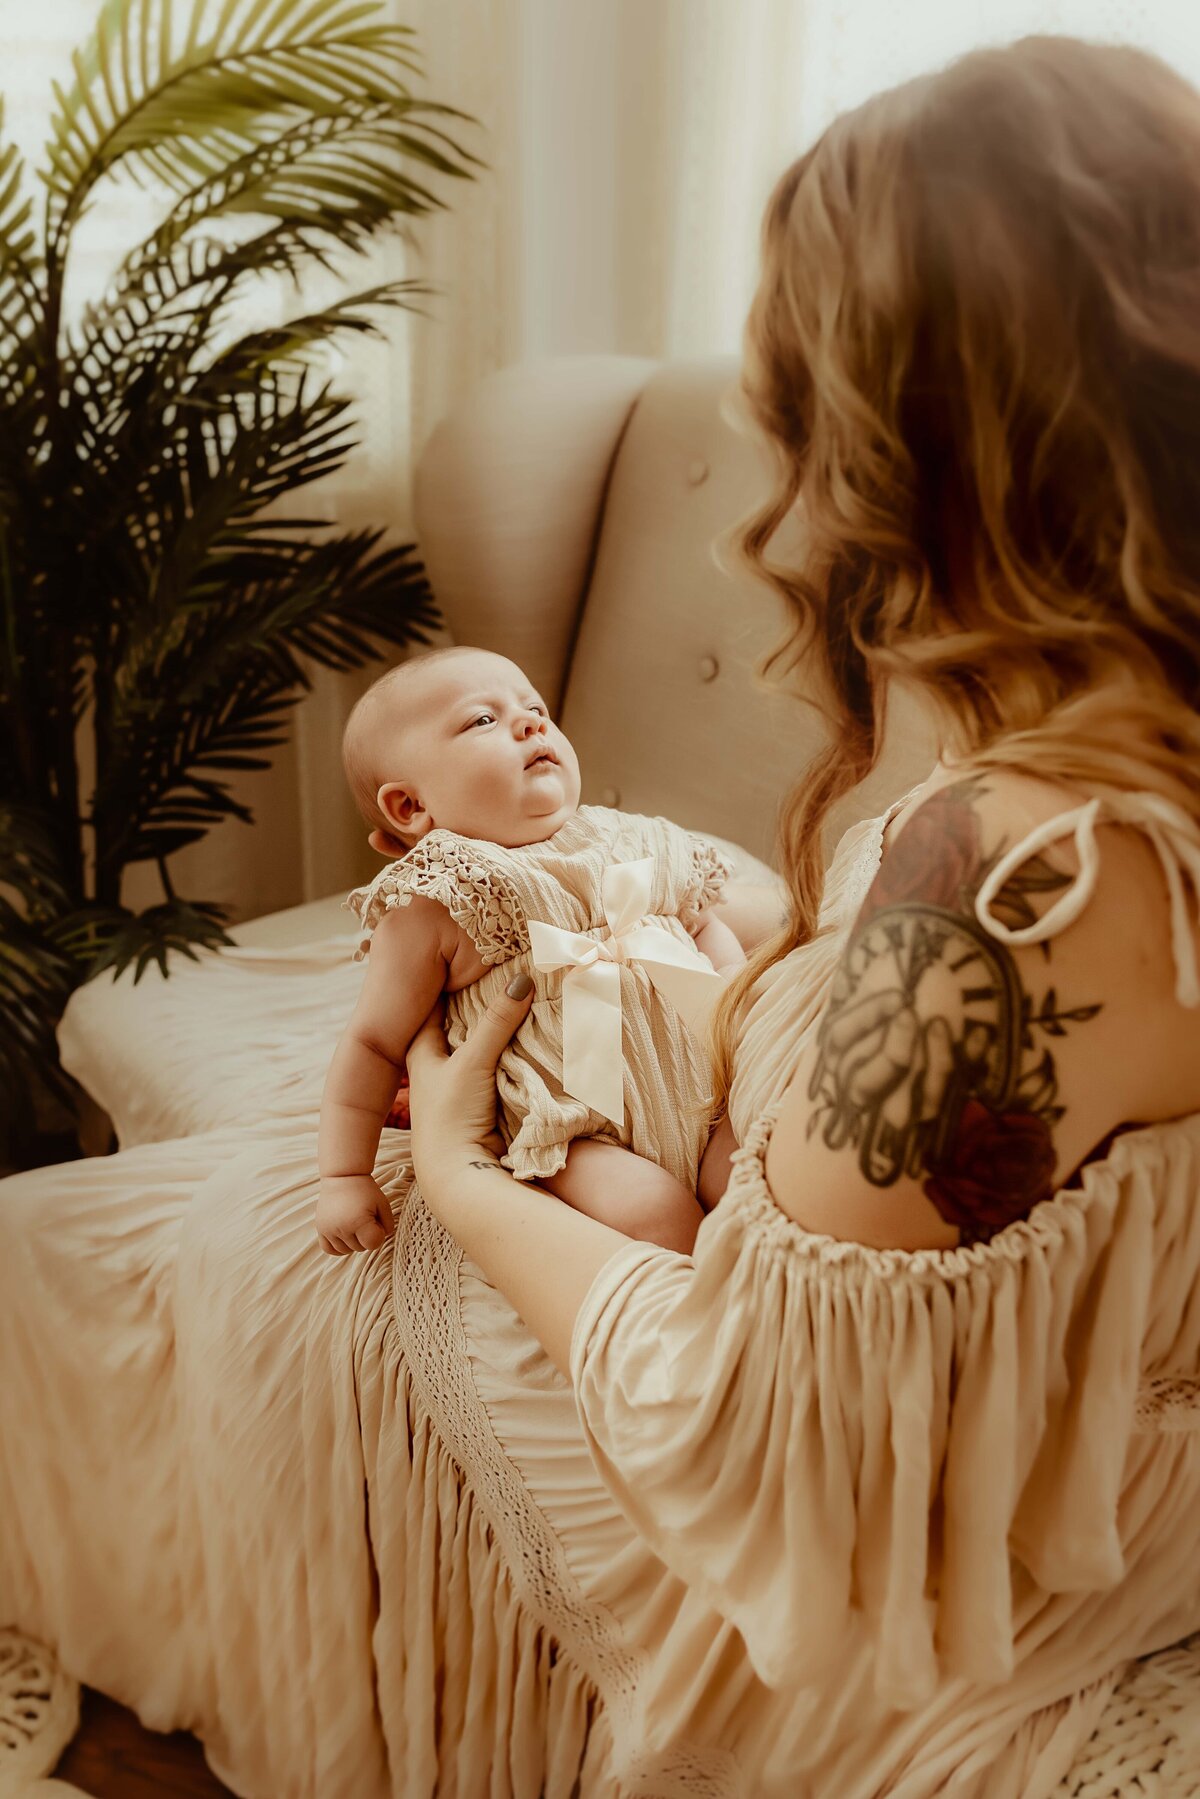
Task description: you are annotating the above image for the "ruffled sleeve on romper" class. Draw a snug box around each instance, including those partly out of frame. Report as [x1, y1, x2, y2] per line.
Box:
[571, 791, 1200, 1714]
[344, 837, 528, 966]
[683, 832, 735, 914]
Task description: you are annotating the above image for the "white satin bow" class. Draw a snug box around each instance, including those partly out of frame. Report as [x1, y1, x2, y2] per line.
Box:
[526, 857, 726, 1127]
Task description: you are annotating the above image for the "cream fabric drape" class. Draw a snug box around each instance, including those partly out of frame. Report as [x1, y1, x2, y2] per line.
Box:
[8, 0, 1200, 922]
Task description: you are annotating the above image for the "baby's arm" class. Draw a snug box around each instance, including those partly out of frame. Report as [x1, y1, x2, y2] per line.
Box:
[690, 909, 746, 972]
[317, 896, 451, 1256]
[542, 1140, 704, 1254]
[707, 879, 788, 953]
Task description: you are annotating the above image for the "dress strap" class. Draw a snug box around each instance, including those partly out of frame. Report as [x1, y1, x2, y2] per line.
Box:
[974, 791, 1200, 1008]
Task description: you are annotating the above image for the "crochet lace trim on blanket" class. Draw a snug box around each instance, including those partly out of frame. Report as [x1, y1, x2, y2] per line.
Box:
[388, 1173, 744, 1796]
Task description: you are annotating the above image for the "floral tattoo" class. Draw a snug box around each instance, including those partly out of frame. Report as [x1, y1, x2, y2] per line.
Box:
[807, 778, 1101, 1243]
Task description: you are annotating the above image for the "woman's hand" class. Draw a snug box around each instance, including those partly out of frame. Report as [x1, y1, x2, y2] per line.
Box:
[404, 968, 632, 1376]
[405, 972, 535, 1213]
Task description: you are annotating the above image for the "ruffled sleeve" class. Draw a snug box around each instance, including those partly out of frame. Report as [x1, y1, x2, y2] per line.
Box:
[344, 835, 527, 966]
[684, 833, 735, 915]
[570, 1104, 1200, 1710]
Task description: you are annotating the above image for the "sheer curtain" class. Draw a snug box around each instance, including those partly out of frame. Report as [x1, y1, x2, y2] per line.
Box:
[634, 0, 1200, 361]
[7, 0, 1200, 921]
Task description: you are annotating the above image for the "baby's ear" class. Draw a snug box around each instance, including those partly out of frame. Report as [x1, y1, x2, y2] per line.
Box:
[376, 780, 432, 852]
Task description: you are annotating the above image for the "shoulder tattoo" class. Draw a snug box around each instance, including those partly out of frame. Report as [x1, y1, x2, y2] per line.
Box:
[807, 778, 1102, 1243]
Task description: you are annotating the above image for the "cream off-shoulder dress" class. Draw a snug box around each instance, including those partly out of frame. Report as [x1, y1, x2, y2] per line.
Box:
[345, 804, 733, 1184]
[406, 782, 1200, 1799]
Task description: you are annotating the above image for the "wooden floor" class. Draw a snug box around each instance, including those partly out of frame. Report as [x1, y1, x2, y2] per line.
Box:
[53, 1688, 236, 1797]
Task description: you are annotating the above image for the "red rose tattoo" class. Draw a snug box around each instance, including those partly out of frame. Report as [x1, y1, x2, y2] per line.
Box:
[924, 1100, 1057, 1244]
[807, 777, 1096, 1243]
[860, 786, 982, 919]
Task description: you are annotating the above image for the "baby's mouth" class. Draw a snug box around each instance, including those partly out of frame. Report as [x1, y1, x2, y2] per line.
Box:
[524, 748, 559, 772]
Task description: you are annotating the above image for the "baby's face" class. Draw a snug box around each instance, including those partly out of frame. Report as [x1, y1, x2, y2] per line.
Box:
[377, 650, 582, 847]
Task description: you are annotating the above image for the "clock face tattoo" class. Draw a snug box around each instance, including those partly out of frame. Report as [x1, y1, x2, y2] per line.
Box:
[807, 777, 1102, 1244]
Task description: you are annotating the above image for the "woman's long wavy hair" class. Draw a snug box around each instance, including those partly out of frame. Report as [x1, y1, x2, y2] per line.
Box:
[711, 35, 1200, 1105]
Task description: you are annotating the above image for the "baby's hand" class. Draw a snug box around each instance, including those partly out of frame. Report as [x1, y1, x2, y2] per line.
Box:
[316, 1173, 395, 1257]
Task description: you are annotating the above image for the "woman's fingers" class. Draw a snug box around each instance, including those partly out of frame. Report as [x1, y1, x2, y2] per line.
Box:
[462, 973, 535, 1071]
[406, 999, 450, 1073]
[406, 973, 534, 1191]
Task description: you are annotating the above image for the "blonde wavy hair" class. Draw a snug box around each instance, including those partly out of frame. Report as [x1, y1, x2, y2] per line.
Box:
[712, 34, 1200, 1103]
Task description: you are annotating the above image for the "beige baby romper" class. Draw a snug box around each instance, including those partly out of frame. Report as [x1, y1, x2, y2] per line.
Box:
[346, 804, 732, 1186]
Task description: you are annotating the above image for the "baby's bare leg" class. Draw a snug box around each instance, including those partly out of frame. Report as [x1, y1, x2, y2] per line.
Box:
[541, 1140, 704, 1254]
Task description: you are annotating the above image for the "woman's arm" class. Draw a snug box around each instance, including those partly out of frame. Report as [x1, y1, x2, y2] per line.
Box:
[408, 770, 1190, 1356]
[405, 978, 637, 1375]
[766, 775, 1186, 1248]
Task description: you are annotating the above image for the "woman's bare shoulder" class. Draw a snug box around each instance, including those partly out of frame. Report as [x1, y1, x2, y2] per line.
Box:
[765, 763, 1200, 1249]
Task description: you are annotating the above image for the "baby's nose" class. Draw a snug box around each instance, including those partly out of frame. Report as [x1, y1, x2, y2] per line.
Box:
[516, 713, 546, 737]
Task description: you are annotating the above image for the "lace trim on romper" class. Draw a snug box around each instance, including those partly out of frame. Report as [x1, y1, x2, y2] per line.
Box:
[685, 834, 732, 915]
[346, 835, 527, 967]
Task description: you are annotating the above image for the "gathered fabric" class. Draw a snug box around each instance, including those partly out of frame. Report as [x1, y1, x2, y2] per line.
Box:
[568, 1107, 1200, 1793]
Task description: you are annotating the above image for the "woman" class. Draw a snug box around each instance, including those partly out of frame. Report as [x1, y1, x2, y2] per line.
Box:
[396, 32, 1200, 1798]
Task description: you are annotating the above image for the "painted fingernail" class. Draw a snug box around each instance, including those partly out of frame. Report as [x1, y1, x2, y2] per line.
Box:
[506, 972, 533, 999]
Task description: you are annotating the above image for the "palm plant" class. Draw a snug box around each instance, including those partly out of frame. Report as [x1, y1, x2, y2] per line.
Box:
[0, 0, 477, 1154]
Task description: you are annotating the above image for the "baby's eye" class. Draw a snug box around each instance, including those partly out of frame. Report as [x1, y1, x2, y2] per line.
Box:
[468, 711, 497, 729]
[529, 704, 547, 717]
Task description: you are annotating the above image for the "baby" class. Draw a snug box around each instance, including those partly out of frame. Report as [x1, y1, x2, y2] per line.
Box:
[316, 645, 746, 1258]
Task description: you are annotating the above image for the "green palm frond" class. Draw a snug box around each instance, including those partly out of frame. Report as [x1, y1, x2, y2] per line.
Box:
[0, 105, 42, 303]
[67, 92, 473, 411]
[84, 898, 232, 983]
[0, 800, 72, 913]
[92, 526, 436, 876]
[44, 0, 467, 245]
[190, 277, 429, 388]
[1, 0, 476, 1152]
[0, 111, 45, 414]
